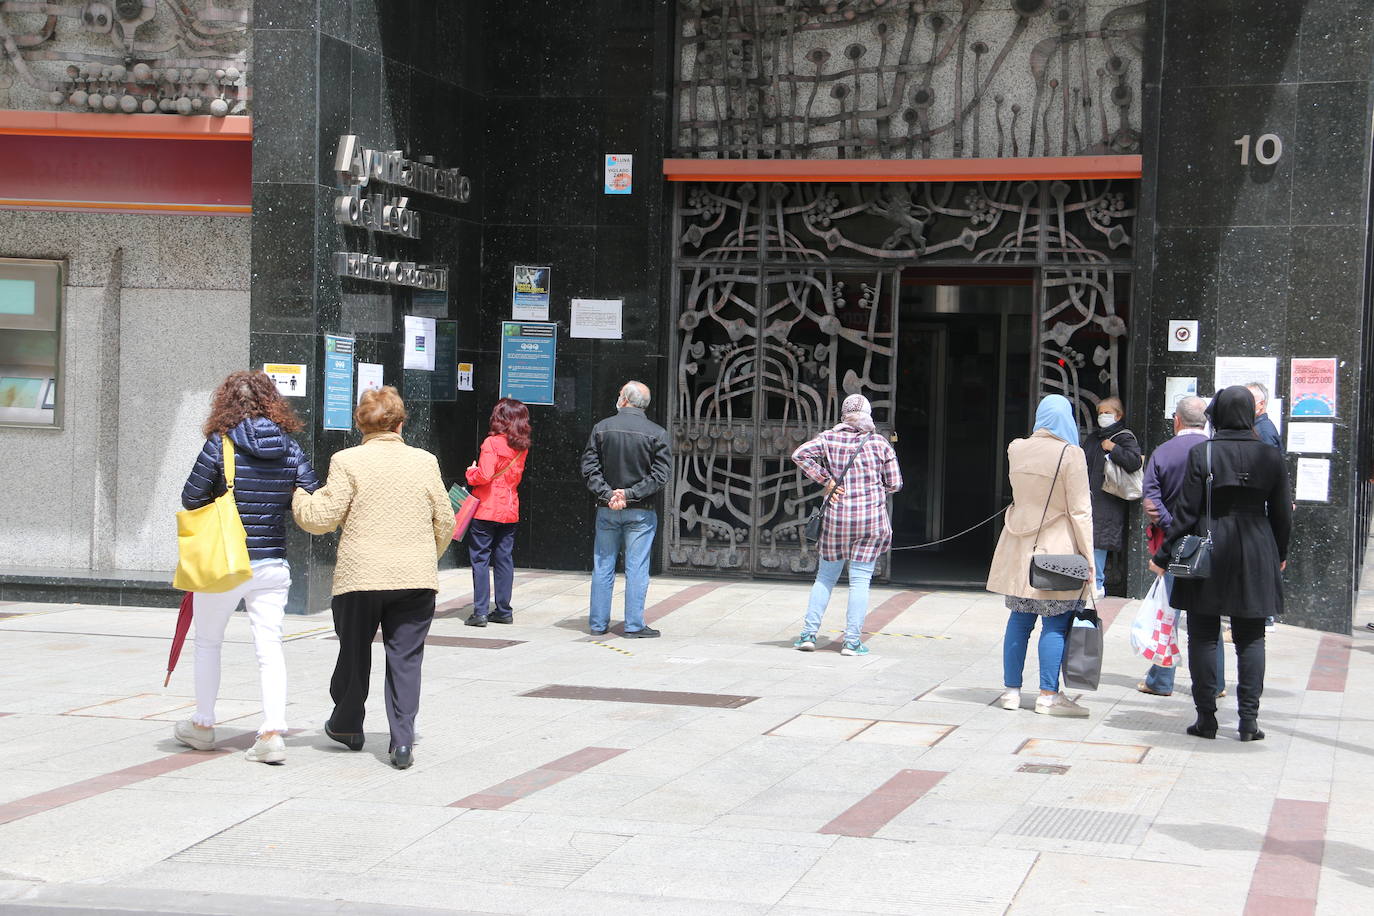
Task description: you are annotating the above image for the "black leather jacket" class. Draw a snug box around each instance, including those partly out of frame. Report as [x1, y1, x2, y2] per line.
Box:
[580, 407, 672, 509]
[181, 417, 321, 560]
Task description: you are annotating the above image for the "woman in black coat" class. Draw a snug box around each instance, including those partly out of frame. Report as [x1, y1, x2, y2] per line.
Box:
[1150, 386, 1291, 742]
[1084, 396, 1143, 596]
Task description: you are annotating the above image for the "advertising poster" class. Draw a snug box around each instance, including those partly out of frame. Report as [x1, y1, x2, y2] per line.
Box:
[512, 265, 552, 320]
[263, 363, 307, 398]
[570, 297, 623, 339]
[402, 315, 436, 371]
[322, 335, 355, 431]
[499, 321, 557, 406]
[1163, 376, 1197, 418]
[1289, 358, 1337, 418]
[604, 154, 633, 194]
[356, 362, 383, 403]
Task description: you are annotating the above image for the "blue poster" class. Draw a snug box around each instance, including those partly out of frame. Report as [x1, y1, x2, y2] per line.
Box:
[323, 335, 355, 430]
[499, 321, 557, 406]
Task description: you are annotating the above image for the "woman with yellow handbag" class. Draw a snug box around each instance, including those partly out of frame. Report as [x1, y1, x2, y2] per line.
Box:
[174, 370, 319, 764]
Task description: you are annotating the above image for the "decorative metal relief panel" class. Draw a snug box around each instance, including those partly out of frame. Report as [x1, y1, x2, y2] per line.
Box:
[677, 0, 1145, 160]
[0, 1, 250, 115]
[668, 178, 1134, 576]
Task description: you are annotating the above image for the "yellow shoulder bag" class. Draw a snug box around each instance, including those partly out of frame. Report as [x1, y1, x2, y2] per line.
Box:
[173, 435, 253, 593]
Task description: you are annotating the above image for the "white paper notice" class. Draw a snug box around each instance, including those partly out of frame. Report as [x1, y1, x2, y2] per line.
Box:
[457, 362, 473, 391]
[1295, 457, 1330, 502]
[403, 315, 436, 371]
[1167, 320, 1199, 352]
[263, 363, 307, 397]
[1163, 376, 1198, 418]
[356, 362, 383, 403]
[1214, 356, 1277, 398]
[570, 298, 623, 339]
[1287, 422, 1333, 454]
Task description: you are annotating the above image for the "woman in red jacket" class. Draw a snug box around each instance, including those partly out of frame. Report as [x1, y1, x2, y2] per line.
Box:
[464, 398, 530, 627]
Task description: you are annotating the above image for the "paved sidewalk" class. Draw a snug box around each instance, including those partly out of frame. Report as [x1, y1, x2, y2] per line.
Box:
[0, 569, 1369, 915]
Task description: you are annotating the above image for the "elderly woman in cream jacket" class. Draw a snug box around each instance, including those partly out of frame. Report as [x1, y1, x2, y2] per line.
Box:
[292, 386, 454, 770]
[987, 394, 1095, 718]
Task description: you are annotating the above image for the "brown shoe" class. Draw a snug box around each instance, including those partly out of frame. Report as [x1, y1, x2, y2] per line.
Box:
[1136, 681, 1171, 697]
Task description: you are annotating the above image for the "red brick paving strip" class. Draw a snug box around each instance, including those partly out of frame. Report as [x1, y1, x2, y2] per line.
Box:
[1243, 798, 1328, 916]
[520, 684, 758, 708]
[0, 730, 271, 827]
[859, 590, 928, 642]
[818, 768, 946, 837]
[1095, 597, 1129, 632]
[586, 582, 726, 637]
[1306, 633, 1351, 692]
[450, 746, 627, 810]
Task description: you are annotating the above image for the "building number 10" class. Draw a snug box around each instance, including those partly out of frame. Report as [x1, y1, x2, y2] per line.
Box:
[1234, 133, 1283, 166]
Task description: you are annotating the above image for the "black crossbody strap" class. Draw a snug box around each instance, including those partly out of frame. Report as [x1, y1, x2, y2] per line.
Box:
[822, 431, 874, 510]
[1032, 445, 1070, 553]
[1204, 441, 1213, 538]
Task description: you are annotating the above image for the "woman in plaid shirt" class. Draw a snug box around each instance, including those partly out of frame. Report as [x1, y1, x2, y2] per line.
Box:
[791, 394, 904, 656]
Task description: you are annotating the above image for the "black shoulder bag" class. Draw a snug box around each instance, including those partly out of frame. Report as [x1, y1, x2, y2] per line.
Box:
[1028, 445, 1093, 591]
[804, 432, 874, 544]
[1168, 441, 1214, 579]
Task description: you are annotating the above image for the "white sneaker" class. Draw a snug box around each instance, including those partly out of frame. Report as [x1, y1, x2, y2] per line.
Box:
[1093, 586, 1106, 599]
[245, 733, 286, 765]
[174, 719, 216, 751]
[998, 689, 1022, 710]
[1034, 693, 1089, 718]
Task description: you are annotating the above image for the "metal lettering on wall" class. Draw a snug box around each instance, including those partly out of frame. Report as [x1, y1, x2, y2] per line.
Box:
[0, 1, 249, 116]
[668, 179, 1133, 576]
[332, 253, 448, 291]
[334, 135, 472, 204]
[676, 0, 1144, 160]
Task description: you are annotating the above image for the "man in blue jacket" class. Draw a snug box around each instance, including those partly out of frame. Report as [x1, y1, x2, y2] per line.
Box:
[1247, 382, 1282, 450]
[1139, 396, 1225, 696]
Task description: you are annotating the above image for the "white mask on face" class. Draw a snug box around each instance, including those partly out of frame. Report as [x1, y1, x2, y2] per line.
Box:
[1097, 414, 1117, 429]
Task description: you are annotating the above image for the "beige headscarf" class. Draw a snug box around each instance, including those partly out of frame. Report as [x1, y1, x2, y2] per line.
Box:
[834, 394, 875, 433]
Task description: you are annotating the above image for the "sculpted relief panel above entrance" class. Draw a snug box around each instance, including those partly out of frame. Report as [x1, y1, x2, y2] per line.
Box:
[676, 0, 1145, 160]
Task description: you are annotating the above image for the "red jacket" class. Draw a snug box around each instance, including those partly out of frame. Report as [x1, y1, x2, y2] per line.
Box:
[465, 435, 527, 523]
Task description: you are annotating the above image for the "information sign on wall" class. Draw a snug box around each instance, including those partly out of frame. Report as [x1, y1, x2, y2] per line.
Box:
[323, 335, 355, 430]
[263, 363, 307, 397]
[1289, 358, 1337, 418]
[512, 265, 551, 320]
[499, 321, 557, 406]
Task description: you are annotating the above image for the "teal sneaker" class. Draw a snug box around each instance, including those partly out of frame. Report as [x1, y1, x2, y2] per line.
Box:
[793, 631, 817, 652]
[840, 640, 869, 656]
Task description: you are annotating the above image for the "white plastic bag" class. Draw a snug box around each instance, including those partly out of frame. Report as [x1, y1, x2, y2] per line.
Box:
[1130, 576, 1181, 667]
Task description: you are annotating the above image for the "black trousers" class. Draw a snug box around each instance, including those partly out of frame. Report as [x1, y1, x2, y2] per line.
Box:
[1189, 614, 1266, 725]
[330, 588, 435, 749]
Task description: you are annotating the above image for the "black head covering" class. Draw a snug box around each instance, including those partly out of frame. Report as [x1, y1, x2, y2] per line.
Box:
[1208, 385, 1256, 431]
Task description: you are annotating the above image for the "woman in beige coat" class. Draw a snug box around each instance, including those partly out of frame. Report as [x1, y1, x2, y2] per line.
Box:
[292, 386, 455, 769]
[987, 394, 1094, 717]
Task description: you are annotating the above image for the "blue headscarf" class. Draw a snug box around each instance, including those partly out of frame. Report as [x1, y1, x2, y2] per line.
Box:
[1034, 394, 1080, 444]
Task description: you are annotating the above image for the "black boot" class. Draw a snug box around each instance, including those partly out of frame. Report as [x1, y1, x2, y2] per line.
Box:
[1186, 712, 1218, 739]
[1238, 720, 1265, 742]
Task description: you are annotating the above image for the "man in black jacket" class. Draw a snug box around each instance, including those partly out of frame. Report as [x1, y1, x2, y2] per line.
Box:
[580, 381, 672, 637]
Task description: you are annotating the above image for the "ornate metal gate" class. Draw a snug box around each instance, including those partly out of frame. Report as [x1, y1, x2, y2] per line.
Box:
[667, 179, 1135, 577]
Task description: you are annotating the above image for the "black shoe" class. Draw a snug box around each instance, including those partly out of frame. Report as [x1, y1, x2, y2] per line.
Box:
[464, 613, 488, 627]
[623, 626, 661, 639]
[390, 745, 413, 769]
[1186, 720, 1218, 740]
[1238, 720, 1266, 742]
[487, 611, 513, 625]
[325, 720, 364, 751]
[589, 627, 608, 636]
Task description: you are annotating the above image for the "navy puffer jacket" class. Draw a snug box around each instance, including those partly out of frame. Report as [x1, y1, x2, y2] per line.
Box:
[181, 417, 321, 560]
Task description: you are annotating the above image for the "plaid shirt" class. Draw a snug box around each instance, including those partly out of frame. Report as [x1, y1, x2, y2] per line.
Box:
[793, 427, 904, 563]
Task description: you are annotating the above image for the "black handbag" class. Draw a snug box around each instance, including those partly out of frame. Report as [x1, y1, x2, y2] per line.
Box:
[803, 432, 874, 544]
[1028, 444, 1093, 591]
[1168, 442, 1214, 579]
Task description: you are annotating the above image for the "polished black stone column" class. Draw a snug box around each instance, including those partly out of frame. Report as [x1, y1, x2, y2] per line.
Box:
[1138, 0, 1374, 632]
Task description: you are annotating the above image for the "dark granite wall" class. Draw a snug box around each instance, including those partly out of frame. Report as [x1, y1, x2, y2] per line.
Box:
[252, 1, 672, 612]
[1136, 0, 1374, 632]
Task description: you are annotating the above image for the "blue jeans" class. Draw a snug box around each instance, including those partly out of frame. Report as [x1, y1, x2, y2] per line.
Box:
[1094, 548, 1108, 592]
[1144, 574, 1225, 693]
[468, 519, 517, 616]
[589, 508, 657, 633]
[802, 558, 876, 644]
[1003, 609, 1075, 692]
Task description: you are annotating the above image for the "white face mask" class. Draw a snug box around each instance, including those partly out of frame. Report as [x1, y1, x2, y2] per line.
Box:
[1097, 414, 1117, 429]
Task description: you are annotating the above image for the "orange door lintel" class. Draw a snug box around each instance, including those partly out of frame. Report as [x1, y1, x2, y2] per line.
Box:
[662, 155, 1142, 183]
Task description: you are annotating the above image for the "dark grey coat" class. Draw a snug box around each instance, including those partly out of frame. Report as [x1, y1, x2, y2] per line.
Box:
[1083, 421, 1143, 551]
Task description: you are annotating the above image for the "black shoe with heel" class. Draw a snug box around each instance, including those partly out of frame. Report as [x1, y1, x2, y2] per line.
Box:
[390, 745, 413, 769]
[1186, 714, 1218, 739]
[1238, 720, 1265, 742]
[325, 720, 365, 751]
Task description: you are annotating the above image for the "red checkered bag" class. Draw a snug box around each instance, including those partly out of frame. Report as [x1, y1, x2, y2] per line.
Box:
[1130, 576, 1181, 667]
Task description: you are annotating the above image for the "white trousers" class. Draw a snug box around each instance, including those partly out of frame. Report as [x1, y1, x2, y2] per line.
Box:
[191, 562, 291, 735]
